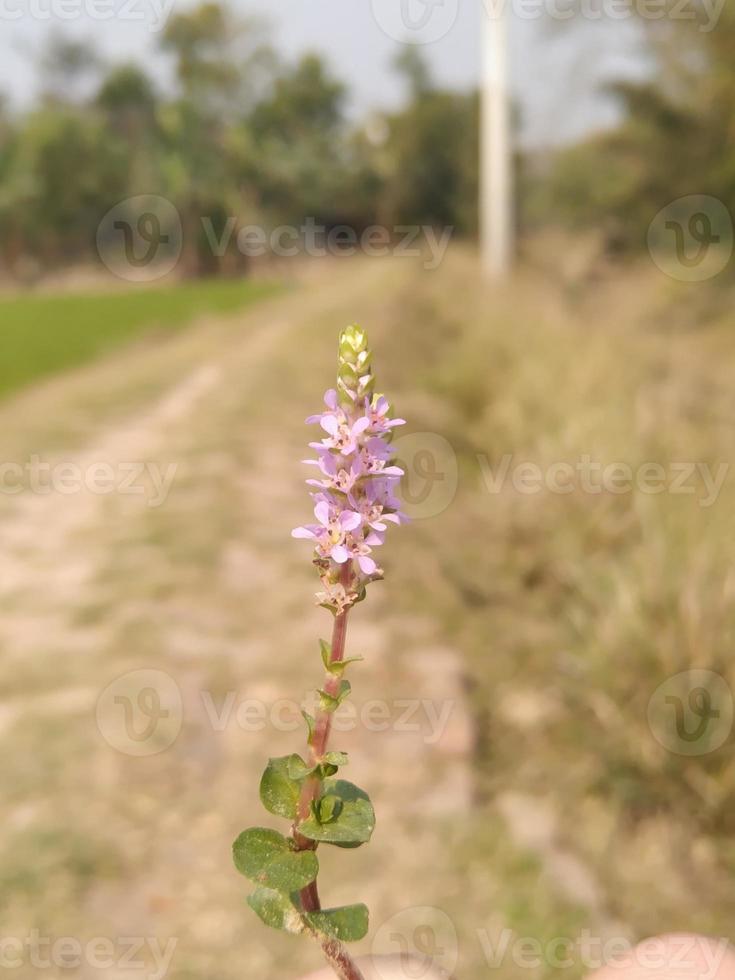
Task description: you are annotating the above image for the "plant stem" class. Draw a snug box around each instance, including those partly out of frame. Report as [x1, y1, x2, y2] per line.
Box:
[318, 936, 366, 980]
[292, 565, 365, 980]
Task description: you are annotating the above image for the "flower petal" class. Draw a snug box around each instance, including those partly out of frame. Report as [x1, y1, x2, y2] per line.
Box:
[357, 555, 377, 574]
[314, 500, 331, 527]
[321, 415, 339, 436]
[340, 510, 362, 532]
[331, 544, 350, 563]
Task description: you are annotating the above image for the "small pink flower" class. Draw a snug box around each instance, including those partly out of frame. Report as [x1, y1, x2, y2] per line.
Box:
[292, 500, 362, 563]
[364, 396, 406, 434]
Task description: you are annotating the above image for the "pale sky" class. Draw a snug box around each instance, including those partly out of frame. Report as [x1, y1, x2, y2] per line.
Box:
[1, 0, 649, 147]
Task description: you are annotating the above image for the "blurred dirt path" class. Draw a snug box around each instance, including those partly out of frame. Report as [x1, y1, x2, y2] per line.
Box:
[0, 258, 473, 980]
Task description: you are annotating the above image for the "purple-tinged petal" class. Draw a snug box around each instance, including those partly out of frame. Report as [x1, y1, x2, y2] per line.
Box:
[314, 500, 331, 526]
[331, 544, 350, 563]
[292, 526, 316, 539]
[321, 415, 339, 436]
[357, 555, 377, 574]
[340, 510, 362, 532]
[324, 389, 338, 410]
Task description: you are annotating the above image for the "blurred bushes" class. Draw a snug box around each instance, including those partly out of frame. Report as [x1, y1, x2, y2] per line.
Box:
[534, 5, 735, 254]
[2, 1, 734, 276]
[0, 5, 479, 278]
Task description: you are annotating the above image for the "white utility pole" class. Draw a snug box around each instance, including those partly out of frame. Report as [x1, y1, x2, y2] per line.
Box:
[480, 1, 514, 278]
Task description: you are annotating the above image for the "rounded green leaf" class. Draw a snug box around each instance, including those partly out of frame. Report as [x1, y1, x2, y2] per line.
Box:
[233, 828, 318, 892]
[297, 780, 375, 846]
[260, 756, 304, 819]
[248, 887, 305, 935]
[305, 904, 369, 943]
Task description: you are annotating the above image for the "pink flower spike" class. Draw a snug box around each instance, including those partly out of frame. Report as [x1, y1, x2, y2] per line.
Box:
[293, 326, 404, 599]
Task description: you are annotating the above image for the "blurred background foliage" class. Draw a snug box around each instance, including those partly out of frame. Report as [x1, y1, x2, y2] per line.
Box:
[2, 0, 734, 280]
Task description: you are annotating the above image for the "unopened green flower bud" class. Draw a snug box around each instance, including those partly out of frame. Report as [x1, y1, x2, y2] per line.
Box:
[338, 324, 374, 403]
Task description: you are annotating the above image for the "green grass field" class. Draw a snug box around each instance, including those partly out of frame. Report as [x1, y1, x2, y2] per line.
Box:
[0, 278, 282, 399]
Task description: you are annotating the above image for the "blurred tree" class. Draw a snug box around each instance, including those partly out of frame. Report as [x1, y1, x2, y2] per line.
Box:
[96, 65, 161, 194]
[159, 2, 273, 275]
[393, 46, 433, 101]
[244, 53, 361, 226]
[536, 4, 735, 254]
[379, 50, 479, 233]
[3, 107, 128, 267]
[38, 34, 101, 104]
[97, 64, 157, 121]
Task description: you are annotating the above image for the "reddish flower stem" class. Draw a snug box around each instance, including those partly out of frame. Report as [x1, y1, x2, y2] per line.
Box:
[292, 564, 365, 980]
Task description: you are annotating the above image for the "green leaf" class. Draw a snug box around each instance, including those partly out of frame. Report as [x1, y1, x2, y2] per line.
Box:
[320, 640, 364, 676]
[312, 751, 347, 780]
[301, 710, 316, 746]
[287, 754, 315, 781]
[233, 828, 318, 892]
[314, 794, 344, 823]
[318, 680, 351, 712]
[305, 904, 369, 943]
[297, 780, 375, 846]
[248, 887, 305, 935]
[260, 756, 303, 819]
[319, 639, 332, 671]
